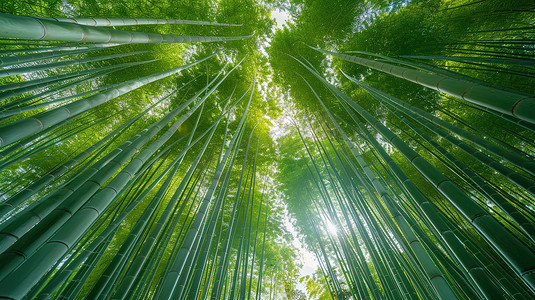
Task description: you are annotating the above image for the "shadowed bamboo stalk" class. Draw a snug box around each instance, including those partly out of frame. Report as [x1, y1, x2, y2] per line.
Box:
[0, 13, 252, 44]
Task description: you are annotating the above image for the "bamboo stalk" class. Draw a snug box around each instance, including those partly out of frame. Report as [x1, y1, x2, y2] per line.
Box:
[311, 46, 535, 126]
[0, 13, 252, 44]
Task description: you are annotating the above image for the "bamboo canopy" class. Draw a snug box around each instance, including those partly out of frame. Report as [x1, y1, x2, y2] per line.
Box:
[0, 2, 534, 299]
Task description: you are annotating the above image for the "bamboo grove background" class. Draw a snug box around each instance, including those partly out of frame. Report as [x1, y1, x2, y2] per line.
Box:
[0, 0, 534, 299]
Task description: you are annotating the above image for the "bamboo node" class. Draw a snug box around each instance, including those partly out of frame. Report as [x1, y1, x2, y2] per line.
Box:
[470, 212, 488, 222]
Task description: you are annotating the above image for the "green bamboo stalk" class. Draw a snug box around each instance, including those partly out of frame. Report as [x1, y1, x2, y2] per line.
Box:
[37, 16, 242, 27]
[137, 162, 210, 299]
[167, 209, 211, 299]
[297, 74, 458, 300]
[310, 46, 535, 125]
[246, 174, 268, 300]
[182, 151, 235, 300]
[160, 80, 254, 299]
[210, 125, 252, 300]
[0, 50, 147, 78]
[340, 72, 535, 196]
[0, 81, 193, 249]
[0, 13, 252, 44]
[321, 141, 415, 300]
[0, 63, 223, 281]
[336, 116, 517, 298]
[0, 113, 112, 171]
[56, 180, 143, 298]
[150, 168, 209, 298]
[0, 130, 144, 264]
[0, 82, 174, 196]
[239, 144, 258, 299]
[110, 102, 215, 299]
[359, 81, 535, 242]
[34, 140, 183, 299]
[305, 209, 344, 296]
[0, 91, 227, 298]
[316, 128, 405, 299]
[255, 206, 269, 300]
[0, 47, 100, 67]
[230, 146, 256, 300]
[0, 68, 125, 118]
[182, 93, 237, 300]
[176, 138, 239, 299]
[0, 111, 83, 160]
[402, 55, 535, 66]
[0, 63, 152, 110]
[98, 142, 195, 299]
[302, 131, 375, 298]
[300, 59, 535, 292]
[0, 53, 213, 148]
[198, 214, 224, 300]
[59, 233, 113, 298]
[0, 56, 136, 93]
[0, 43, 117, 56]
[7, 61, 240, 299]
[438, 108, 534, 160]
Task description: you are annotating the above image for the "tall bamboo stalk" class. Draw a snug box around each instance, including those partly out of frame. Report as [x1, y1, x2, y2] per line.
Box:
[310, 46, 535, 125]
[296, 73, 458, 300]
[0, 13, 252, 44]
[0, 53, 214, 148]
[158, 79, 254, 300]
[37, 16, 242, 27]
[297, 57, 535, 292]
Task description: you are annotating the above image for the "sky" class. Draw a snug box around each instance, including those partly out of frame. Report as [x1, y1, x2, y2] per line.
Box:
[266, 7, 323, 297]
[272, 8, 292, 30]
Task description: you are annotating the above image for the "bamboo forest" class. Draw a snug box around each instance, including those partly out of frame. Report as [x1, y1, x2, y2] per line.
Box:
[0, 0, 534, 299]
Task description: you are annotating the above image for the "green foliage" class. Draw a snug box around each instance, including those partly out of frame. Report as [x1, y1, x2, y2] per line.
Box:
[0, 0, 534, 299]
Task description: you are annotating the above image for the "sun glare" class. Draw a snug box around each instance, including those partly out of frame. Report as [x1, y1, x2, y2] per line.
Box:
[326, 220, 338, 236]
